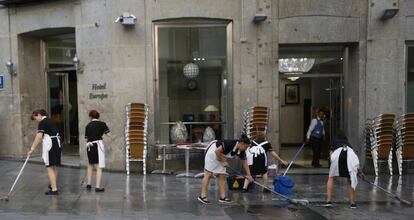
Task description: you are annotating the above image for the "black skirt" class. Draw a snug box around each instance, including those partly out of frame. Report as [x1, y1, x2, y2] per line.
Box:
[249, 153, 268, 176]
[338, 150, 350, 178]
[47, 138, 61, 167]
[87, 143, 99, 164]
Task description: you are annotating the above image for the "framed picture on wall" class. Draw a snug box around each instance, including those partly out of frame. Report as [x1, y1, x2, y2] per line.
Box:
[285, 84, 300, 104]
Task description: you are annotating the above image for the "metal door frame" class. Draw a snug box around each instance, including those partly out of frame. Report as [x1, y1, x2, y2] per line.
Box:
[153, 19, 233, 142]
[278, 45, 348, 148]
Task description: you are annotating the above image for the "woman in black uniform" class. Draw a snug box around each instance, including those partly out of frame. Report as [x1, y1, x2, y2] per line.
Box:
[242, 131, 288, 192]
[198, 136, 253, 204]
[85, 110, 111, 192]
[325, 131, 363, 208]
[28, 109, 62, 195]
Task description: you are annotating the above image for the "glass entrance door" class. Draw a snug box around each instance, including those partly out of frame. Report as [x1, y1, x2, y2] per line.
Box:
[326, 77, 344, 142]
[47, 72, 79, 154]
[48, 72, 69, 144]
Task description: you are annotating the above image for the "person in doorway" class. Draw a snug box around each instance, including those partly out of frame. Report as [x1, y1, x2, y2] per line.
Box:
[325, 131, 363, 208]
[198, 136, 254, 204]
[306, 109, 325, 167]
[242, 131, 288, 193]
[85, 110, 111, 192]
[28, 109, 62, 195]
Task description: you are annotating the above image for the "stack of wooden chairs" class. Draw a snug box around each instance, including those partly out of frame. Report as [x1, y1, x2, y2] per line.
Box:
[365, 114, 395, 176]
[125, 103, 149, 175]
[395, 113, 414, 175]
[241, 106, 269, 140]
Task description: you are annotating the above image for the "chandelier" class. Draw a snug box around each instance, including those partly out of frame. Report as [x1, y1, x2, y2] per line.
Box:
[278, 58, 315, 75]
[183, 63, 199, 79]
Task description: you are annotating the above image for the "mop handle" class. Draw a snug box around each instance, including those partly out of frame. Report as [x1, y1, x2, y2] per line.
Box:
[226, 166, 297, 204]
[361, 177, 413, 206]
[283, 143, 305, 176]
[8, 155, 30, 194]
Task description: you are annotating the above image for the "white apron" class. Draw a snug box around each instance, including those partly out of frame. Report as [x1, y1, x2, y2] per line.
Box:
[86, 140, 105, 168]
[204, 140, 229, 174]
[329, 145, 360, 190]
[42, 133, 61, 166]
[247, 140, 268, 166]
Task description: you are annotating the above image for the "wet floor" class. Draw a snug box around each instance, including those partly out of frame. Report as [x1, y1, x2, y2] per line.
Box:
[0, 160, 413, 219]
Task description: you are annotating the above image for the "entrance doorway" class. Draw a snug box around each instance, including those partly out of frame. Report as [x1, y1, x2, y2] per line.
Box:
[47, 71, 78, 155]
[279, 46, 346, 168]
[45, 32, 79, 157]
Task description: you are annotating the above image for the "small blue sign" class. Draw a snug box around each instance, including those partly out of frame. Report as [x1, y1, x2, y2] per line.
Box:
[0, 74, 4, 90]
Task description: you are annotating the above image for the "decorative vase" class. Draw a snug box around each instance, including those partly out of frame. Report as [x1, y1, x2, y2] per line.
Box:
[170, 121, 188, 143]
[203, 126, 215, 142]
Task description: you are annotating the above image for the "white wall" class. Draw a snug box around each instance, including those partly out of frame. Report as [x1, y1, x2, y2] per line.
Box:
[279, 78, 311, 143]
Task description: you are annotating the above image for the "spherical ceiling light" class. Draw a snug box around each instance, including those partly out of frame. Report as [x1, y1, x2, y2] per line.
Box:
[183, 63, 199, 79]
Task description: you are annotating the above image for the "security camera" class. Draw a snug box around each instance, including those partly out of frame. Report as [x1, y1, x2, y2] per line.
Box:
[115, 12, 137, 26]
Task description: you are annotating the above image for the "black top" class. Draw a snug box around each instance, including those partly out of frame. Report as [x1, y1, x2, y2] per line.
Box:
[216, 139, 246, 160]
[251, 139, 273, 152]
[330, 138, 352, 151]
[85, 120, 110, 142]
[37, 117, 59, 136]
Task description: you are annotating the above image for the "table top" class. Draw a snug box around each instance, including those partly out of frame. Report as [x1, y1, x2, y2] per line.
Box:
[176, 142, 210, 150]
[151, 143, 177, 148]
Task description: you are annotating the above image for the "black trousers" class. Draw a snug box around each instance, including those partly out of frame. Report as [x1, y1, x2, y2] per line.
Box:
[310, 136, 322, 166]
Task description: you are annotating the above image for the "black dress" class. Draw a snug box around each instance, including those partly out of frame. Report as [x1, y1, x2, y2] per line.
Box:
[38, 117, 62, 167]
[85, 120, 110, 164]
[248, 140, 272, 176]
[331, 139, 351, 178]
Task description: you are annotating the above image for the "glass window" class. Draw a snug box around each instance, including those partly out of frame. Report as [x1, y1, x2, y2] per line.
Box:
[46, 33, 76, 69]
[156, 25, 230, 143]
[408, 46, 414, 112]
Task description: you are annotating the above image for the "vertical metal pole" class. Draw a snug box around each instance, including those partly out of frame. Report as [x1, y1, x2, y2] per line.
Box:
[185, 148, 190, 176]
[329, 79, 333, 142]
[162, 146, 166, 172]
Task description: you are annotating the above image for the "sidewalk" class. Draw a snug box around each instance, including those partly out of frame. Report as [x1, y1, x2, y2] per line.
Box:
[0, 160, 413, 220]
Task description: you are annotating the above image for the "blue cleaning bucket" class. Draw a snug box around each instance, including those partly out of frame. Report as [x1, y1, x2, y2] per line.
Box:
[274, 176, 295, 195]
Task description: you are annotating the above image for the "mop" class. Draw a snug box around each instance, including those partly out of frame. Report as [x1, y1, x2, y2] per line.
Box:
[274, 143, 306, 195]
[227, 166, 309, 206]
[360, 177, 413, 206]
[2, 155, 31, 202]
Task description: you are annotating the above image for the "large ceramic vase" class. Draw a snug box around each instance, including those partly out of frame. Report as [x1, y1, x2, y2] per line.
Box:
[170, 121, 188, 143]
[203, 126, 215, 142]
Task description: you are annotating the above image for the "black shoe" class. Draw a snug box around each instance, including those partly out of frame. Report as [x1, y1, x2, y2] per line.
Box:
[197, 196, 211, 204]
[48, 185, 52, 190]
[45, 190, 59, 195]
[350, 204, 357, 209]
[242, 188, 249, 193]
[219, 197, 232, 204]
[95, 188, 105, 192]
[86, 185, 92, 190]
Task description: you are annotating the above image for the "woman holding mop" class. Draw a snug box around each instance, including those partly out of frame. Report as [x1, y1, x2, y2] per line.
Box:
[84, 110, 111, 192]
[198, 135, 253, 204]
[242, 131, 288, 193]
[28, 109, 62, 195]
[325, 131, 363, 208]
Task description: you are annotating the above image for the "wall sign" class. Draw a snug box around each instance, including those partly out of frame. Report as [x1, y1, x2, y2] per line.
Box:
[89, 82, 108, 100]
[0, 74, 4, 90]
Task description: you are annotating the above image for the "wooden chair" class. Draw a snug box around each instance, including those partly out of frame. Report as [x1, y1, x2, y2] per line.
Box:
[395, 113, 414, 175]
[125, 103, 149, 175]
[241, 106, 269, 140]
[366, 114, 395, 175]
